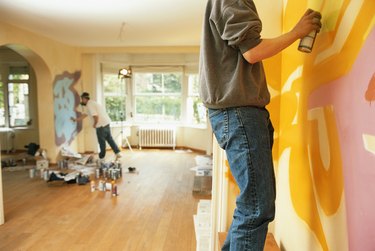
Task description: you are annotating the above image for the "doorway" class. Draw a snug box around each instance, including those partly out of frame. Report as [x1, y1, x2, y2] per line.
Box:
[0, 46, 39, 152]
[0, 44, 52, 225]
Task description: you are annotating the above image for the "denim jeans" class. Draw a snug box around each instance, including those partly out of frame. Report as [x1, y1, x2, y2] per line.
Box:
[96, 124, 120, 159]
[208, 106, 276, 251]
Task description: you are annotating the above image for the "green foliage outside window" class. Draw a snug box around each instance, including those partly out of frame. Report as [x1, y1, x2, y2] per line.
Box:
[134, 73, 182, 122]
[103, 74, 126, 122]
[105, 96, 126, 122]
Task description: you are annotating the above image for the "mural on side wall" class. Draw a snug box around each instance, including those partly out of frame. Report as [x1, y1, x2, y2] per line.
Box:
[274, 0, 375, 251]
[53, 71, 82, 146]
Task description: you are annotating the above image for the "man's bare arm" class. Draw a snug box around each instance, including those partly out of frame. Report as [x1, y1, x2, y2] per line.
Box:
[71, 114, 88, 122]
[92, 116, 99, 128]
[243, 9, 322, 64]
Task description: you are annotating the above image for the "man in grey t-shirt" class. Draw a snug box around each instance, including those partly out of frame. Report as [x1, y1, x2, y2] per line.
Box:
[199, 1, 321, 250]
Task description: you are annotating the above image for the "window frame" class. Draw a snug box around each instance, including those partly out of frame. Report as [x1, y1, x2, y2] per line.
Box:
[0, 65, 32, 129]
[132, 70, 183, 124]
[7, 81, 30, 128]
[186, 74, 207, 128]
[100, 64, 207, 128]
[0, 74, 5, 127]
[102, 72, 128, 124]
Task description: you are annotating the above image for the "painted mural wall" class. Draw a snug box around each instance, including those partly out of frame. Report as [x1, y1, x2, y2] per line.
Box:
[274, 0, 375, 251]
[213, 0, 374, 251]
[53, 71, 82, 146]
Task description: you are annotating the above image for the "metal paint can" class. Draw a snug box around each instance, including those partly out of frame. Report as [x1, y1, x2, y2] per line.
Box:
[43, 169, 49, 181]
[90, 181, 96, 192]
[29, 168, 35, 178]
[99, 180, 105, 191]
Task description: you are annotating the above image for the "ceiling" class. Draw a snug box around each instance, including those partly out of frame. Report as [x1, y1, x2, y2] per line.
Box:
[0, 0, 281, 47]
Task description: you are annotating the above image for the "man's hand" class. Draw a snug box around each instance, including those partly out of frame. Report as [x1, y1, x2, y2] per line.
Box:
[93, 124, 97, 129]
[291, 9, 322, 39]
[242, 9, 322, 64]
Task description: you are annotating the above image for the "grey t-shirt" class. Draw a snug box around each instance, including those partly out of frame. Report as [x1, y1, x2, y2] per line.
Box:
[199, 0, 270, 109]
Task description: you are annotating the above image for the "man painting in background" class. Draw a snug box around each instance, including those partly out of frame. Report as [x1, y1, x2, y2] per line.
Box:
[71, 92, 122, 161]
[199, 0, 321, 250]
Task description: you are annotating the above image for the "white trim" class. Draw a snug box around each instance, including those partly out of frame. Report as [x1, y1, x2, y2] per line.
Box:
[210, 140, 228, 251]
[0, 145, 4, 225]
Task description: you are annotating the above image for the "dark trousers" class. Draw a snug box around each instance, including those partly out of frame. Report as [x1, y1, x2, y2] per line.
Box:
[96, 125, 120, 159]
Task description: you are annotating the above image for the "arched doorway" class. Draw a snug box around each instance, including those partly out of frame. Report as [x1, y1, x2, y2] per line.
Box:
[0, 46, 39, 150]
[0, 44, 52, 225]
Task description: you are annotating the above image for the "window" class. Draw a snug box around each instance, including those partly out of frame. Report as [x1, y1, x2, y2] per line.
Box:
[6, 66, 31, 127]
[187, 74, 207, 126]
[8, 83, 30, 127]
[134, 72, 182, 122]
[103, 73, 127, 122]
[0, 75, 5, 126]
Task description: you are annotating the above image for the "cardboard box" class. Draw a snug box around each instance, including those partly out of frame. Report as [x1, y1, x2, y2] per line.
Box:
[36, 159, 49, 170]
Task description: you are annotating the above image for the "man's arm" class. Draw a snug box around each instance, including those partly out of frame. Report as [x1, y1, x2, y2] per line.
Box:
[92, 116, 98, 128]
[71, 114, 88, 122]
[243, 9, 322, 64]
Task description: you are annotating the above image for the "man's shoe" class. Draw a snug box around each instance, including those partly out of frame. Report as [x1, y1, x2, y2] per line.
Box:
[115, 153, 122, 159]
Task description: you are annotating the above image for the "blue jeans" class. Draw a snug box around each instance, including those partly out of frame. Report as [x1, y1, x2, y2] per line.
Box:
[96, 124, 120, 159]
[208, 106, 276, 251]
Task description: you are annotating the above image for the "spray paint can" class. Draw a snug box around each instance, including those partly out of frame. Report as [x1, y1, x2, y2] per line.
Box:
[43, 169, 49, 181]
[298, 12, 321, 53]
[29, 168, 35, 178]
[96, 168, 100, 179]
[98, 180, 103, 191]
[90, 181, 96, 192]
[112, 182, 117, 196]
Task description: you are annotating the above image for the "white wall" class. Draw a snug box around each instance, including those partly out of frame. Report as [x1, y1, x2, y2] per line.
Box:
[109, 125, 211, 153]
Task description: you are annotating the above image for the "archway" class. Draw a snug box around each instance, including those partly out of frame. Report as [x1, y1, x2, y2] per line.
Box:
[0, 43, 52, 225]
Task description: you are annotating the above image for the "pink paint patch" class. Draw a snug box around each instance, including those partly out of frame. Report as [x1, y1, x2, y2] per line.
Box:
[308, 28, 375, 250]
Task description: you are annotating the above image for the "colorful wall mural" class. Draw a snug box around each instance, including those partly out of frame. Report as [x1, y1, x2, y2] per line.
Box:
[215, 0, 375, 250]
[274, 0, 375, 250]
[53, 71, 82, 146]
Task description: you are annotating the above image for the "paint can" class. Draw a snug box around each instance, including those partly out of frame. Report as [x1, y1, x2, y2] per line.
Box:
[96, 168, 100, 179]
[43, 169, 49, 181]
[99, 180, 105, 191]
[29, 168, 36, 178]
[112, 182, 118, 196]
[298, 13, 321, 53]
[90, 181, 96, 192]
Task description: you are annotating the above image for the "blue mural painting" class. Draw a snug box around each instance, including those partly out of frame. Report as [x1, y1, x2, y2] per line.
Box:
[53, 71, 82, 146]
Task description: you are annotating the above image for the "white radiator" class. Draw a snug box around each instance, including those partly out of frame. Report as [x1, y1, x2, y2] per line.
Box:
[138, 126, 176, 150]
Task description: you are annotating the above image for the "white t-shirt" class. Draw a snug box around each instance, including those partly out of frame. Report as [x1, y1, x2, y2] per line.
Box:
[85, 100, 111, 128]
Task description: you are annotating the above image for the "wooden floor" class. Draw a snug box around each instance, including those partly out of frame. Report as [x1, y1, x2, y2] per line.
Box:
[0, 150, 211, 251]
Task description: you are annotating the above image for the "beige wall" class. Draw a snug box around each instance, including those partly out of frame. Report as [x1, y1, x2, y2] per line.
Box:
[0, 21, 211, 160]
[0, 22, 82, 162]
